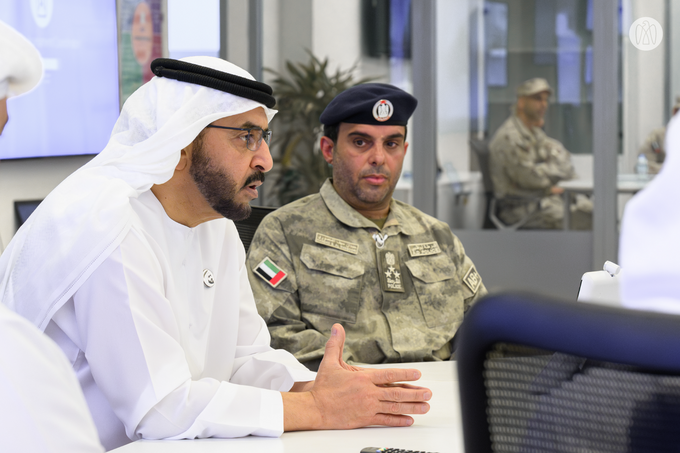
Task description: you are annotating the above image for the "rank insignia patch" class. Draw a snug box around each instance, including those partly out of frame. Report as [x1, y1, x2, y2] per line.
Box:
[463, 266, 482, 294]
[378, 250, 405, 293]
[254, 257, 288, 288]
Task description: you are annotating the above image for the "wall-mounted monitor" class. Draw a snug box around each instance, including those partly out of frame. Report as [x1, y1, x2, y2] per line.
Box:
[0, 1, 120, 160]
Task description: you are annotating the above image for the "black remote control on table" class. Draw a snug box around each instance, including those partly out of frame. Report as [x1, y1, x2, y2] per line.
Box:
[360, 448, 439, 453]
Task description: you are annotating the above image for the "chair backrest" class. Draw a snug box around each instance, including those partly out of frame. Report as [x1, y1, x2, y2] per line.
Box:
[457, 293, 680, 453]
[469, 139, 499, 229]
[233, 205, 277, 253]
[469, 139, 494, 194]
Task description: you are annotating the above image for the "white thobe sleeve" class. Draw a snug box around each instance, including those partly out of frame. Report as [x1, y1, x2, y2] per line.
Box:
[0, 305, 104, 453]
[72, 227, 315, 442]
[230, 253, 318, 388]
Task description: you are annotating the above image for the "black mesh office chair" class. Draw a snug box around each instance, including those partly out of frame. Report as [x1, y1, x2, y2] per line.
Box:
[469, 139, 539, 230]
[233, 206, 277, 253]
[457, 293, 680, 453]
[469, 139, 496, 229]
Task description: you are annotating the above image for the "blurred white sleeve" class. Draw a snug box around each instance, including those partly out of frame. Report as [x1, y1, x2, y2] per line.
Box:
[0, 304, 104, 453]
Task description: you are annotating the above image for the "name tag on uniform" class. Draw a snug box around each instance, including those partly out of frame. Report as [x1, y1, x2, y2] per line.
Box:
[315, 233, 359, 255]
[463, 266, 482, 294]
[407, 241, 441, 257]
[379, 250, 405, 293]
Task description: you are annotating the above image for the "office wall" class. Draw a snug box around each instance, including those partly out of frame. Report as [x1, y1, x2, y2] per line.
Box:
[262, 0, 280, 80]
[311, 0, 361, 75]
[167, 0, 219, 58]
[226, 0, 250, 70]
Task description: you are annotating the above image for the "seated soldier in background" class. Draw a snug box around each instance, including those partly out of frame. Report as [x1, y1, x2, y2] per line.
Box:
[489, 78, 592, 230]
[247, 83, 487, 370]
[636, 96, 680, 175]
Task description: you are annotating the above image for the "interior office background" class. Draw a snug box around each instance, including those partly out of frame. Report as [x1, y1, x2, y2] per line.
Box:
[0, 0, 675, 300]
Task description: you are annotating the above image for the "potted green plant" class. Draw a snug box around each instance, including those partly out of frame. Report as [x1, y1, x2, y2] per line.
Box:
[266, 53, 374, 206]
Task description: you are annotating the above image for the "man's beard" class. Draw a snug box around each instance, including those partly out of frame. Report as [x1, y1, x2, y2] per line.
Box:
[189, 143, 265, 221]
[522, 104, 545, 127]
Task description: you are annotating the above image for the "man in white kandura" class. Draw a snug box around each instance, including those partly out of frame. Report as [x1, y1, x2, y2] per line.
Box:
[0, 56, 431, 450]
[0, 19, 104, 452]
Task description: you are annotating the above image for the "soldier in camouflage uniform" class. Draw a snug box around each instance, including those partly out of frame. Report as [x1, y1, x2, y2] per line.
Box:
[489, 78, 592, 230]
[636, 96, 679, 175]
[247, 84, 487, 369]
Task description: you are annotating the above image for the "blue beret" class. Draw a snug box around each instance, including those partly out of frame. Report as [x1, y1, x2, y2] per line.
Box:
[320, 83, 418, 126]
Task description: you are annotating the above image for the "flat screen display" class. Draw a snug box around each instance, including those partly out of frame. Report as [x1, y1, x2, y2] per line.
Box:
[0, 1, 120, 160]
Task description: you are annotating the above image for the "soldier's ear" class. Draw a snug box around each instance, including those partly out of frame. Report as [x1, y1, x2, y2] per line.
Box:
[320, 136, 334, 165]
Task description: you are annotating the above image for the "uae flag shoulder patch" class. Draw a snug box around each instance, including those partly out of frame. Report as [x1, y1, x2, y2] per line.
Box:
[254, 257, 288, 288]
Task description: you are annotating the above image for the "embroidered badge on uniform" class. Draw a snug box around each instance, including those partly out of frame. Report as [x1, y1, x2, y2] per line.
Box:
[314, 233, 359, 255]
[407, 241, 442, 257]
[254, 257, 288, 288]
[463, 266, 482, 294]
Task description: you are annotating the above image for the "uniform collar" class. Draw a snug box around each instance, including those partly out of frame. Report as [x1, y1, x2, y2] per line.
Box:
[512, 114, 547, 142]
[319, 179, 417, 235]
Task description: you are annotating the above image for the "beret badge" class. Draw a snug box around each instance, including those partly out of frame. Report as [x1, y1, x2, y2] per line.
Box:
[372, 99, 394, 122]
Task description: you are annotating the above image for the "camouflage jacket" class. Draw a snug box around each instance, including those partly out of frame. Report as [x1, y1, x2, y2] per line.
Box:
[489, 115, 576, 200]
[247, 179, 486, 366]
[638, 127, 666, 174]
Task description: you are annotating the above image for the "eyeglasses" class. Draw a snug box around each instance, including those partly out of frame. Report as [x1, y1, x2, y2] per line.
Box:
[205, 125, 273, 151]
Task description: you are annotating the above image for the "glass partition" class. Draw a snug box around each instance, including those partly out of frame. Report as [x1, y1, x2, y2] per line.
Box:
[461, 0, 602, 232]
[436, 0, 608, 299]
[247, 0, 675, 299]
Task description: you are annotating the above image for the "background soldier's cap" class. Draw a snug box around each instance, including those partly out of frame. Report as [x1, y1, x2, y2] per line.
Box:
[673, 95, 680, 111]
[516, 78, 552, 97]
[320, 83, 418, 126]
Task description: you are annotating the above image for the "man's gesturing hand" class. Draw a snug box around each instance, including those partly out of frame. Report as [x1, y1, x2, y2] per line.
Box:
[282, 324, 432, 431]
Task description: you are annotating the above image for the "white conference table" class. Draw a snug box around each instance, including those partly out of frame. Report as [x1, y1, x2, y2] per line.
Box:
[557, 173, 653, 229]
[111, 361, 463, 453]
